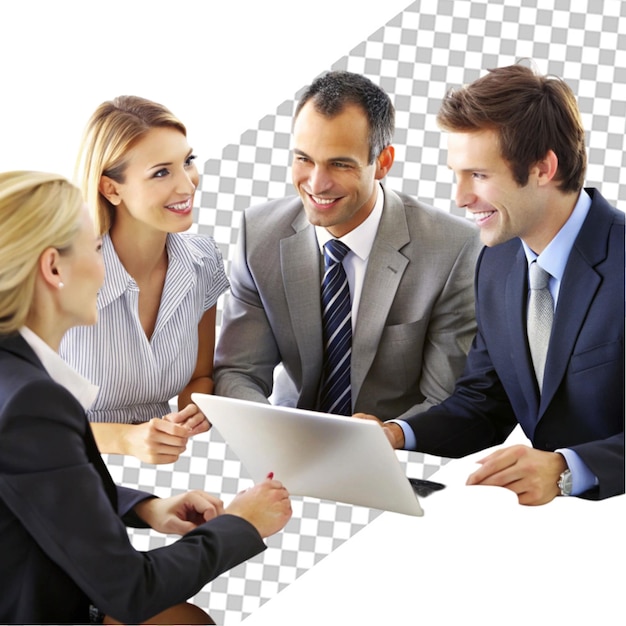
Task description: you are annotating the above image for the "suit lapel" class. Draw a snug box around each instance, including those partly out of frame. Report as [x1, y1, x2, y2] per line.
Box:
[539, 191, 611, 414]
[352, 189, 410, 401]
[281, 211, 325, 396]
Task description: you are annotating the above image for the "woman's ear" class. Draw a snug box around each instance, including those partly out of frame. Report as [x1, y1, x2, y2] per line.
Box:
[38, 247, 65, 290]
[99, 176, 122, 206]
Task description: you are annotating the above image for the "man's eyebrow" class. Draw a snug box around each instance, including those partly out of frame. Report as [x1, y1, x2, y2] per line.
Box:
[293, 148, 359, 164]
[447, 165, 490, 172]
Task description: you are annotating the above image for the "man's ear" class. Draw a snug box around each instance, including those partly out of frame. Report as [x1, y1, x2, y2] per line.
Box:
[99, 176, 122, 206]
[38, 247, 64, 289]
[375, 146, 395, 180]
[534, 150, 559, 186]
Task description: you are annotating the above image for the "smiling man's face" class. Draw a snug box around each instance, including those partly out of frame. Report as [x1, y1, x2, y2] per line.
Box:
[291, 101, 389, 238]
[447, 128, 549, 250]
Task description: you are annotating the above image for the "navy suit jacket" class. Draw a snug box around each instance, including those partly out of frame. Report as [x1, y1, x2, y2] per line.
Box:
[405, 189, 624, 500]
[0, 334, 265, 624]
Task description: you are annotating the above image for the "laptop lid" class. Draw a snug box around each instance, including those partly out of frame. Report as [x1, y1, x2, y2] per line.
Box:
[192, 393, 423, 517]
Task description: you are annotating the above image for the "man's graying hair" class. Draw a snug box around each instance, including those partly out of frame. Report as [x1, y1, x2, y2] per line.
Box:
[295, 71, 395, 164]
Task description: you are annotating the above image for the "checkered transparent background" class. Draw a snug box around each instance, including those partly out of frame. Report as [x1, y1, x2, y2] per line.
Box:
[105, 1, 626, 623]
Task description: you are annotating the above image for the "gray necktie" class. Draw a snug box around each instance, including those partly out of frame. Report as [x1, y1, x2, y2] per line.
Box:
[527, 261, 554, 390]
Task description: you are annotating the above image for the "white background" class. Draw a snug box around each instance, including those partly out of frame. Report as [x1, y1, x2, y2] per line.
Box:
[2, 3, 624, 624]
[0, 0, 410, 177]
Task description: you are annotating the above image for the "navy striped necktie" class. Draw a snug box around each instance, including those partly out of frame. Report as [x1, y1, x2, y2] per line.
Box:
[319, 239, 352, 415]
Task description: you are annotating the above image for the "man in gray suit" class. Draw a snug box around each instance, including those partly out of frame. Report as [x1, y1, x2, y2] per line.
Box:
[214, 71, 481, 420]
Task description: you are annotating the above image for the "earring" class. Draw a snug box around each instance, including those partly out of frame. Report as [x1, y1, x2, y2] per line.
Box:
[58, 282, 64, 289]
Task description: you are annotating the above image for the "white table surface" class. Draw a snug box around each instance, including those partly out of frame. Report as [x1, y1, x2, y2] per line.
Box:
[243, 430, 625, 625]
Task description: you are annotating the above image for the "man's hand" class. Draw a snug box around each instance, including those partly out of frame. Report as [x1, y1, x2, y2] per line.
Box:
[225, 477, 292, 538]
[122, 418, 190, 464]
[134, 491, 225, 535]
[352, 412, 405, 449]
[163, 403, 210, 437]
[466, 445, 568, 505]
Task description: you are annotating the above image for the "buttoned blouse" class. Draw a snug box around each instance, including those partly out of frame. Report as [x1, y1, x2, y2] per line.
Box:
[60, 232, 228, 424]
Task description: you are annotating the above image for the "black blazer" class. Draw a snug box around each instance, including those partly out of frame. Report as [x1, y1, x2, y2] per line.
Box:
[0, 334, 265, 624]
[405, 188, 625, 500]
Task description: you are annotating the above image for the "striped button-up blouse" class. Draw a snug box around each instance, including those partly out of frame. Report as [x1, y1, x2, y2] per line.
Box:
[60, 232, 229, 424]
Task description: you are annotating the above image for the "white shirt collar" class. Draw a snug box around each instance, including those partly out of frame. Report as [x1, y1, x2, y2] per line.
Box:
[315, 182, 385, 260]
[19, 326, 99, 410]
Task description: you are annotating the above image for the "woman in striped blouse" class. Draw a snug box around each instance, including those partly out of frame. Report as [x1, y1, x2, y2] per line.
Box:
[60, 96, 228, 464]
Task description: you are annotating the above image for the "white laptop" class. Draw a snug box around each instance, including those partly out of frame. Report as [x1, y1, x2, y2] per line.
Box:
[192, 393, 423, 517]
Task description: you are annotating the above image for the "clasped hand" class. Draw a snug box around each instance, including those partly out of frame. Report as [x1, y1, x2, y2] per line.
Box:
[125, 403, 210, 464]
[134, 476, 293, 539]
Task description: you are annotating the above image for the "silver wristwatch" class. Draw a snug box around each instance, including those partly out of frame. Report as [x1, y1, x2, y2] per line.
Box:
[558, 469, 573, 496]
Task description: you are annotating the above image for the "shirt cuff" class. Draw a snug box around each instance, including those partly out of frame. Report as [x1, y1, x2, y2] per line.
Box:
[555, 448, 599, 496]
[388, 419, 417, 450]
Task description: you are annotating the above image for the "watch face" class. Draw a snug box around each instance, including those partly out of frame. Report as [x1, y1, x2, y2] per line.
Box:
[559, 470, 573, 496]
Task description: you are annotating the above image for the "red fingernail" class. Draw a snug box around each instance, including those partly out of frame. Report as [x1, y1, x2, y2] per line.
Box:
[267, 472, 274, 479]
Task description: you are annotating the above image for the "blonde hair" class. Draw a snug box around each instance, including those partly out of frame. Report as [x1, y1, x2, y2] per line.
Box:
[76, 96, 186, 235]
[0, 171, 83, 335]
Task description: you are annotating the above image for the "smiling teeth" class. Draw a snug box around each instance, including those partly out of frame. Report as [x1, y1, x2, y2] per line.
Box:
[167, 199, 191, 211]
[312, 196, 336, 205]
[467, 210, 495, 221]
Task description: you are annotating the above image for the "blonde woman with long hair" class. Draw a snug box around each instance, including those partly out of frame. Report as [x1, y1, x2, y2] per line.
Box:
[60, 96, 227, 464]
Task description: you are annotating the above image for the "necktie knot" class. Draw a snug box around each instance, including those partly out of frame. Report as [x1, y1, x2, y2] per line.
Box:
[324, 239, 351, 266]
[529, 261, 550, 290]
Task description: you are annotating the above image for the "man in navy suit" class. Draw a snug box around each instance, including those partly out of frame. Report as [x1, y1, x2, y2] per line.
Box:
[362, 63, 624, 505]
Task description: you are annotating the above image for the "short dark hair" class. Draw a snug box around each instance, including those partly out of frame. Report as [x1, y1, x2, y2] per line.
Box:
[295, 71, 395, 164]
[436, 63, 586, 193]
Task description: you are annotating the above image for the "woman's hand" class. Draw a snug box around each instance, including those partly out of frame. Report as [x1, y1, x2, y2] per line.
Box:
[163, 403, 210, 436]
[224, 476, 292, 539]
[133, 491, 225, 535]
[122, 418, 190, 464]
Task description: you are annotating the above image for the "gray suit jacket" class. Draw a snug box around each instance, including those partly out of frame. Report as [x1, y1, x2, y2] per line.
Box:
[214, 186, 481, 420]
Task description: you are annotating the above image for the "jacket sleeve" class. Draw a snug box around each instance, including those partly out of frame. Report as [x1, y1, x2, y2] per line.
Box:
[0, 379, 265, 624]
[571, 432, 625, 500]
[403, 323, 519, 457]
[214, 212, 280, 403]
